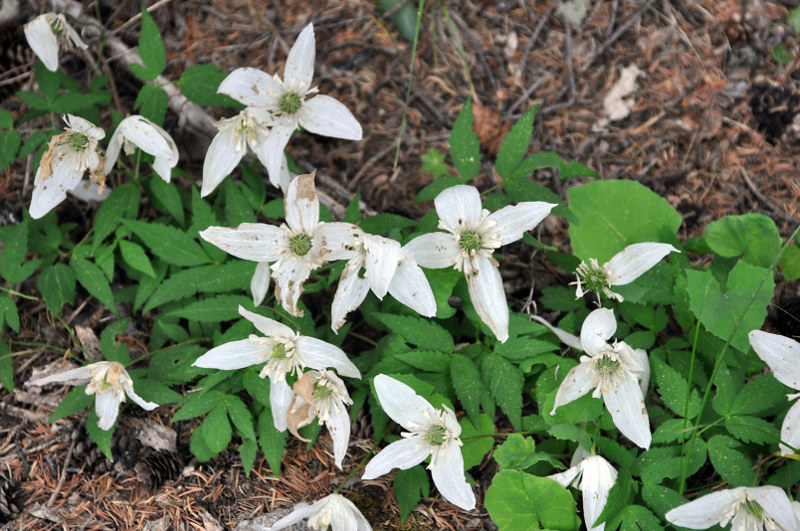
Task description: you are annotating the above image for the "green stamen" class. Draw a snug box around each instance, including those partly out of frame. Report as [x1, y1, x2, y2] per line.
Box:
[596, 355, 620, 375]
[279, 92, 303, 115]
[743, 500, 763, 521]
[50, 19, 63, 36]
[68, 133, 89, 151]
[425, 424, 447, 446]
[290, 233, 312, 256]
[459, 230, 482, 253]
[312, 384, 333, 400]
[271, 343, 290, 360]
[578, 262, 609, 294]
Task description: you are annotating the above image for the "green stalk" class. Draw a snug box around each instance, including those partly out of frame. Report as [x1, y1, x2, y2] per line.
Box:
[393, 0, 426, 168]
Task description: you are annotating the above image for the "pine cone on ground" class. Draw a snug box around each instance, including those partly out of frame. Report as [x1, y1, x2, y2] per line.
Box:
[0, 472, 20, 524]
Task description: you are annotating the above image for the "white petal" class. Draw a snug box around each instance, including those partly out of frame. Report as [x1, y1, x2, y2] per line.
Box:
[780, 398, 800, 456]
[615, 342, 650, 395]
[327, 494, 372, 531]
[65, 115, 104, 139]
[579, 308, 617, 358]
[299, 95, 363, 141]
[250, 262, 270, 306]
[238, 306, 295, 339]
[363, 234, 401, 298]
[122, 381, 158, 411]
[30, 162, 85, 219]
[602, 376, 651, 449]
[33, 365, 94, 385]
[271, 257, 314, 317]
[192, 339, 266, 370]
[465, 255, 509, 342]
[331, 259, 371, 333]
[316, 222, 363, 262]
[487, 202, 555, 246]
[263, 124, 293, 189]
[118, 117, 177, 182]
[580, 456, 618, 531]
[199, 224, 284, 262]
[552, 361, 596, 414]
[373, 374, 436, 429]
[68, 180, 110, 203]
[431, 440, 476, 510]
[605, 242, 678, 287]
[103, 127, 123, 176]
[665, 488, 746, 529]
[362, 437, 430, 479]
[95, 390, 121, 431]
[388, 255, 437, 317]
[270, 501, 316, 530]
[24, 15, 60, 71]
[285, 172, 319, 233]
[270, 380, 294, 431]
[284, 24, 316, 90]
[201, 126, 244, 197]
[327, 407, 351, 469]
[747, 486, 799, 531]
[531, 315, 584, 351]
[403, 233, 459, 269]
[218, 67, 281, 107]
[295, 336, 360, 379]
[547, 464, 582, 489]
[60, 15, 87, 50]
[434, 185, 483, 232]
[749, 330, 800, 389]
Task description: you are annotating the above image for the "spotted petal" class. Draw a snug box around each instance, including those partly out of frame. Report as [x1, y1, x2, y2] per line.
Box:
[284, 24, 316, 91]
[201, 123, 245, 197]
[217, 67, 282, 108]
[362, 437, 430, 479]
[465, 254, 509, 342]
[434, 184, 483, 232]
[403, 233, 459, 269]
[285, 172, 319, 234]
[388, 254, 437, 317]
[373, 374, 436, 430]
[602, 375, 651, 449]
[749, 330, 800, 390]
[199, 224, 284, 262]
[666, 488, 746, 529]
[552, 360, 596, 414]
[579, 308, 617, 358]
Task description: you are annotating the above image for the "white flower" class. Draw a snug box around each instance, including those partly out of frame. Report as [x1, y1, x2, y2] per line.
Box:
[749, 330, 800, 456]
[271, 493, 372, 531]
[287, 370, 353, 469]
[31, 361, 157, 431]
[404, 184, 554, 342]
[572, 242, 679, 302]
[386, 246, 438, 318]
[192, 305, 360, 432]
[199, 172, 329, 315]
[665, 486, 799, 530]
[548, 447, 618, 531]
[104, 115, 179, 182]
[216, 24, 362, 187]
[24, 13, 87, 72]
[362, 374, 475, 511]
[30, 115, 105, 219]
[534, 308, 651, 449]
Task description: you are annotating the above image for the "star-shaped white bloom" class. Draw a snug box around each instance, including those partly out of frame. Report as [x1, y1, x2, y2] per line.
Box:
[572, 242, 679, 302]
[30, 114, 106, 219]
[193, 305, 360, 432]
[749, 330, 800, 456]
[548, 447, 618, 531]
[104, 115, 178, 183]
[534, 308, 651, 449]
[362, 374, 475, 511]
[216, 24, 362, 187]
[287, 370, 353, 469]
[404, 184, 554, 342]
[24, 13, 87, 71]
[271, 493, 372, 531]
[666, 486, 799, 530]
[31, 361, 157, 431]
[200, 172, 330, 315]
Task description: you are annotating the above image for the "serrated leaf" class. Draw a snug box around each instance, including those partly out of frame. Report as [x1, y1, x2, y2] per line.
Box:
[494, 433, 564, 471]
[0, 109, 12, 128]
[239, 438, 257, 476]
[730, 374, 787, 416]
[173, 390, 226, 422]
[414, 176, 468, 204]
[226, 395, 256, 441]
[393, 350, 450, 372]
[50, 386, 93, 422]
[38, 263, 76, 315]
[615, 505, 663, 531]
[485, 470, 579, 531]
[0, 129, 19, 170]
[496, 105, 538, 180]
[203, 403, 232, 454]
[190, 423, 215, 462]
[257, 407, 286, 476]
[166, 294, 250, 322]
[725, 415, 780, 445]
[122, 219, 210, 266]
[0, 341, 13, 392]
[394, 466, 429, 521]
[93, 183, 141, 252]
[146, 173, 184, 223]
[651, 356, 701, 418]
[652, 418, 691, 444]
[504, 177, 574, 222]
[143, 261, 252, 313]
[595, 467, 633, 527]
[373, 313, 454, 352]
[494, 337, 557, 361]
[359, 213, 416, 235]
[0, 220, 29, 283]
[70, 257, 118, 315]
[482, 354, 523, 430]
[450, 353, 482, 427]
[460, 413, 495, 469]
[134, 85, 169, 125]
[421, 148, 449, 179]
[449, 99, 481, 180]
[86, 409, 115, 461]
[119, 239, 156, 277]
[130, 8, 166, 81]
[180, 65, 243, 108]
[707, 434, 754, 487]
[0, 298, 18, 333]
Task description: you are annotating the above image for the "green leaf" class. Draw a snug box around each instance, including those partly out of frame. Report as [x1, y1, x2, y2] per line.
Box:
[93, 183, 140, 252]
[568, 180, 682, 262]
[779, 243, 800, 281]
[494, 337, 557, 361]
[129, 8, 166, 82]
[143, 261, 252, 313]
[651, 355, 701, 418]
[0, 298, 19, 333]
[38, 263, 76, 314]
[595, 467, 633, 527]
[173, 390, 226, 422]
[394, 466, 429, 521]
[789, 7, 800, 33]
[0, 341, 13, 392]
[496, 105, 538, 180]
[50, 386, 93, 422]
[226, 395, 256, 441]
[239, 438, 257, 476]
[180, 65, 243, 108]
[704, 214, 781, 268]
[122, 219, 211, 266]
[203, 403, 232, 454]
[373, 313, 454, 352]
[707, 434, 754, 487]
[359, 213, 416, 235]
[378, 0, 418, 41]
[485, 470, 579, 531]
[421, 148, 449, 178]
[134, 85, 169, 125]
[450, 353, 482, 427]
[70, 257, 118, 315]
[393, 350, 450, 372]
[0, 109, 12, 128]
[100, 319, 131, 364]
[482, 354, 523, 430]
[0, 220, 29, 283]
[725, 415, 780, 445]
[166, 294, 251, 322]
[686, 261, 774, 354]
[460, 414, 495, 469]
[504, 177, 573, 222]
[257, 407, 287, 476]
[146, 172, 183, 223]
[493, 433, 564, 471]
[131, 377, 181, 404]
[86, 410, 115, 461]
[614, 505, 663, 531]
[772, 44, 794, 64]
[449, 99, 482, 180]
[641, 483, 687, 522]
[730, 374, 787, 416]
[119, 240, 156, 277]
[414, 176, 468, 204]
[0, 129, 19, 170]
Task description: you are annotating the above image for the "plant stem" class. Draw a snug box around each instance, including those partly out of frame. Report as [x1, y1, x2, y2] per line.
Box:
[393, 0, 426, 168]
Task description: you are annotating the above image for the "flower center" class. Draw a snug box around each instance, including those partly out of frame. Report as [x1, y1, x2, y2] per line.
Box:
[596, 354, 620, 375]
[576, 259, 609, 294]
[290, 233, 313, 256]
[279, 92, 303, 115]
[67, 132, 90, 152]
[271, 342, 291, 360]
[425, 424, 447, 446]
[743, 500, 763, 521]
[312, 382, 334, 400]
[459, 230, 483, 254]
